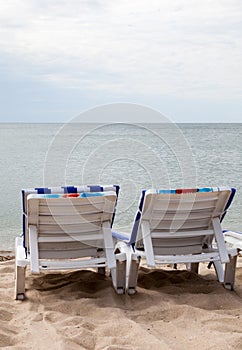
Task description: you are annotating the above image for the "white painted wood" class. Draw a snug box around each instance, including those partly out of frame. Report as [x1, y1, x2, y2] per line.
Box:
[150, 229, 214, 238]
[102, 221, 116, 269]
[212, 217, 229, 263]
[29, 225, 40, 273]
[38, 224, 102, 234]
[39, 203, 105, 215]
[141, 221, 155, 267]
[38, 258, 107, 269]
[38, 233, 104, 243]
[27, 198, 39, 226]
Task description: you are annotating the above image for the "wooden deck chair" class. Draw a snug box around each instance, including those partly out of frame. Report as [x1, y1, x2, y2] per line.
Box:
[113, 187, 238, 294]
[15, 188, 126, 300]
[21, 185, 120, 251]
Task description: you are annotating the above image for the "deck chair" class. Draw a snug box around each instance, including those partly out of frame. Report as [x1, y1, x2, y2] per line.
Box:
[21, 185, 120, 251]
[223, 230, 242, 252]
[15, 186, 126, 300]
[113, 187, 238, 294]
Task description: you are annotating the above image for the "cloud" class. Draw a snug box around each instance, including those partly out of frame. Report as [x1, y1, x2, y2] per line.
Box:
[0, 0, 241, 100]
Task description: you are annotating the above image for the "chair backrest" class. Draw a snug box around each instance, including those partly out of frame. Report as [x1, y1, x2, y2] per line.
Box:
[27, 191, 117, 260]
[22, 185, 119, 249]
[130, 187, 236, 255]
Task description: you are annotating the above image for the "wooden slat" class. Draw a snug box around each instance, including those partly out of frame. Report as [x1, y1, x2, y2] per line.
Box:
[38, 240, 100, 250]
[152, 251, 220, 264]
[38, 197, 108, 206]
[155, 193, 219, 201]
[38, 222, 102, 235]
[151, 198, 218, 211]
[149, 218, 210, 231]
[39, 247, 99, 259]
[144, 210, 214, 221]
[152, 236, 204, 247]
[29, 225, 40, 273]
[102, 221, 116, 269]
[152, 235, 204, 245]
[150, 229, 214, 238]
[212, 216, 230, 263]
[153, 245, 203, 255]
[38, 258, 107, 270]
[141, 221, 155, 267]
[39, 203, 105, 215]
[38, 213, 110, 225]
[28, 200, 39, 226]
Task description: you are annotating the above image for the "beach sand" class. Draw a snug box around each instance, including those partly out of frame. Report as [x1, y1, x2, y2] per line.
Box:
[1, 256, 242, 350]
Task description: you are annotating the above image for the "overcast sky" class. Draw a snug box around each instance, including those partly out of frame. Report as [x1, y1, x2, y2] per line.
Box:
[0, 0, 241, 123]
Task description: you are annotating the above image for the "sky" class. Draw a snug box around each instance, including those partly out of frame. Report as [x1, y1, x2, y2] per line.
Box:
[0, 0, 241, 123]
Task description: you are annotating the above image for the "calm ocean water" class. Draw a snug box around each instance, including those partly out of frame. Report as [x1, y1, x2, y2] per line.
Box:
[1, 122, 242, 252]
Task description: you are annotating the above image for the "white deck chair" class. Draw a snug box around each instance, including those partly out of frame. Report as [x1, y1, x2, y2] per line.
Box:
[15, 191, 126, 300]
[21, 185, 120, 251]
[113, 187, 238, 294]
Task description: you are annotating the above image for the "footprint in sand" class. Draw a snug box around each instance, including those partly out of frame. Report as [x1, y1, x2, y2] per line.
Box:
[44, 311, 64, 323]
[0, 326, 19, 348]
[60, 326, 96, 349]
[0, 304, 19, 348]
[0, 266, 14, 274]
[0, 333, 15, 348]
[31, 313, 44, 322]
[0, 307, 13, 322]
[58, 316, 96, 331]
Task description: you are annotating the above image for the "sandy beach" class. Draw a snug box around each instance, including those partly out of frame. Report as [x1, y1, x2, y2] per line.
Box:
[1, 255, 242, 349]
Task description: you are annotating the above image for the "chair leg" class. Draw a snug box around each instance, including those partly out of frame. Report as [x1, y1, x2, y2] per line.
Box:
[97, 266, 106, 275]
[15, 265, 26, 300]
[116, 259, 126, 294]
[224, 255, 238, 291]
[190, 263, 199, 274]
[127, 254, 141, 295]
[213, 261, 224, 282]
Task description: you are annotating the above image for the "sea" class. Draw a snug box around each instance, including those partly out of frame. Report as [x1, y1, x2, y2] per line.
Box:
[1, 122, 242, 252]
